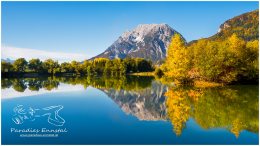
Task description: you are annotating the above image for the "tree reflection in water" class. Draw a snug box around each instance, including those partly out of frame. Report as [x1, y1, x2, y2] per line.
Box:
[1, 76, 154, 92]
[165, 85, 258, 137]
[1, 76, 259, 137]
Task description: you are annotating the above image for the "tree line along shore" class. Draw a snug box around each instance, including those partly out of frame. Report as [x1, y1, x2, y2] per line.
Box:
[1, 57, 154, 77]
[2, 34, 258, 85]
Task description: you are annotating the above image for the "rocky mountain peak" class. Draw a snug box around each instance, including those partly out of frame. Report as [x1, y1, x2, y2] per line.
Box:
[120, 23, 172, 41]
[213, 9, 258, 41]
[91, 23, 184, 64]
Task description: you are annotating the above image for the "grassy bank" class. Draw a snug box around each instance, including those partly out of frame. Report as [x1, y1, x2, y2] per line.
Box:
[129, 72, 155, 76]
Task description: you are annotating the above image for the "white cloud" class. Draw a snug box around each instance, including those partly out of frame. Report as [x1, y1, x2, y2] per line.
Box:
[1, 45, 90, 63]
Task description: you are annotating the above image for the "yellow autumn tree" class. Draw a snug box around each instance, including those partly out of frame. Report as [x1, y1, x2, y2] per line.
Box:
[219, 34, 246, 82]
[163, 34, 191, 83]
[228, 34, 246, 58]
[242, 40, 259, 79]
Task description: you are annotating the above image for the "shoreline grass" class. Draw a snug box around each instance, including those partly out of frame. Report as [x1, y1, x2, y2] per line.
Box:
[128, 72, 155, 76]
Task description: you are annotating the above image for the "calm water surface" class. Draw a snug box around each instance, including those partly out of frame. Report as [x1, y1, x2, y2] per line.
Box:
[1, 76, 259, 144]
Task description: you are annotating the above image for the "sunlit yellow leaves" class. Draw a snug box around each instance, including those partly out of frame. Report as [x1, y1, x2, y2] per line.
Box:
[228, 34, 246, 58]
[163, 34, 192, 83]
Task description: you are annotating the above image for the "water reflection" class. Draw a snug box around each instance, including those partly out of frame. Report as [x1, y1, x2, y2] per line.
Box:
[2, 76, 153, 92]
[165, 86, 259, 137]
[2, 78, 60, 92]
[100, 81, 168, 121]
[1, 76, 259, 138]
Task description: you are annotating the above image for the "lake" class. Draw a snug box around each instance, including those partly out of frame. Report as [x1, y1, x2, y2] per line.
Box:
[1, 76, 259, 144]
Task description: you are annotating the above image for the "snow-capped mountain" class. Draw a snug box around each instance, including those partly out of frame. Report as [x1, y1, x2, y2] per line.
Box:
[91, 23, 185, 64]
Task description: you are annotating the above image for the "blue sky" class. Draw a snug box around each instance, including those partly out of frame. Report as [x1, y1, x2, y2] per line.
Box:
[1, 1, 259, 62]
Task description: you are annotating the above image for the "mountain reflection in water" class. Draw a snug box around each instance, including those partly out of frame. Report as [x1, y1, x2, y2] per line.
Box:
[1, 76, 259, 138]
